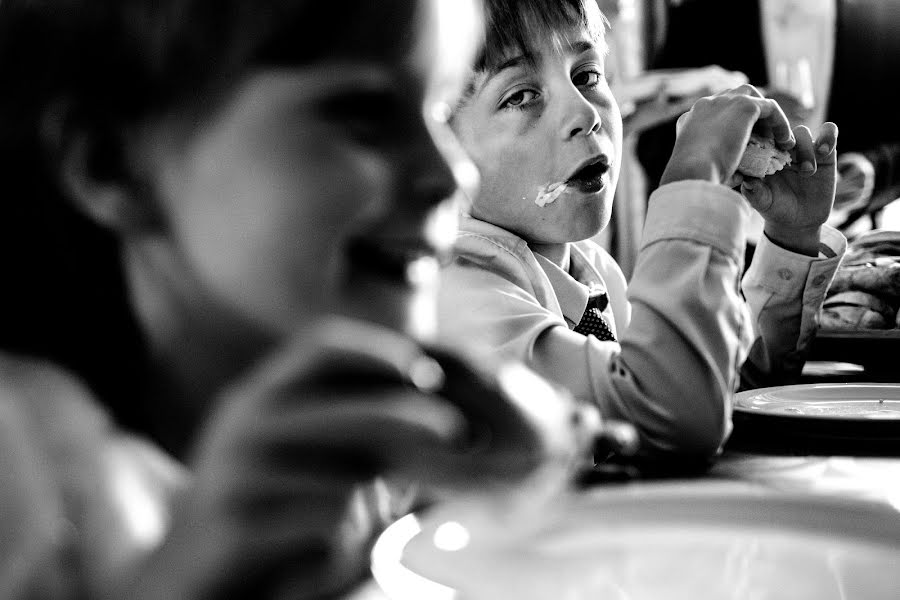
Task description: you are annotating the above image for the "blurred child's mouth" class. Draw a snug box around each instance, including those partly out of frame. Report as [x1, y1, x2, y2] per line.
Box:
[567, 158, 609, 194]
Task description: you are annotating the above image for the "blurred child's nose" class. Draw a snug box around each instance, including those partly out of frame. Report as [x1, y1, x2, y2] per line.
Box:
[408, 142, 457, 215]
[415, 114, 479, 209]
[560, 88, 602, 140]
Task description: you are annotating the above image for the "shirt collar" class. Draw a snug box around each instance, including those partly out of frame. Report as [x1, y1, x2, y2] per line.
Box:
[533, 243, 608, 326]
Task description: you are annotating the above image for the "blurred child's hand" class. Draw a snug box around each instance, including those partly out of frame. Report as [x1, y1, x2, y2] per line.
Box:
[0, 355, 188, 600]
[660, 84, 795, 187]
[126, 317, 596, 599]
[741, 122, 839, 256]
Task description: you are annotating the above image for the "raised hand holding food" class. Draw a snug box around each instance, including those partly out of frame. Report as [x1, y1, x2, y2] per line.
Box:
[740, 122, 838, 256]
[662, 84, 794, 187]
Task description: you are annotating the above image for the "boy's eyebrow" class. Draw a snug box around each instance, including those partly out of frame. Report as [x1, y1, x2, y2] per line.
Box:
[488, 51, 536, 76]
[568, 39, 609, 58]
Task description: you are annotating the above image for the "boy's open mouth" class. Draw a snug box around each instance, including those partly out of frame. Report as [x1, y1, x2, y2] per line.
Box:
[567, 157, 609, 193]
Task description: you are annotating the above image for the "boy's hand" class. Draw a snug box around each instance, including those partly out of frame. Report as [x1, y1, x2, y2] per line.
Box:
[125, 318, 596, 600]
[741, 122, 839, 256]
[660, 84, 795, 187]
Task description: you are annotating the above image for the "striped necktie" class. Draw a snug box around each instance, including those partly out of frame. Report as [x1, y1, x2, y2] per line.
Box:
[573, 293, 617, 342]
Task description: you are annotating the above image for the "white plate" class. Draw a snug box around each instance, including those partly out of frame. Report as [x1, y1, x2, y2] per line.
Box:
[734, 383, 900, 420]
[800, 360, 865, 377]
[371, 484, 900, 600]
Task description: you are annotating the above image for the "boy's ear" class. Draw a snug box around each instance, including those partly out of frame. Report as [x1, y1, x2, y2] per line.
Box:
[40, 100, 163, 233]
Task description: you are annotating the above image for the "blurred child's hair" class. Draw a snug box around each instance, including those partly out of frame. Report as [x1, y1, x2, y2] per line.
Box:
[0, 1, 422, 136]
[474, 0, 607, 73]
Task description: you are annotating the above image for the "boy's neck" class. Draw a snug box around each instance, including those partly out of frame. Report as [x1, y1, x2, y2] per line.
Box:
[531, 242, 571, 272]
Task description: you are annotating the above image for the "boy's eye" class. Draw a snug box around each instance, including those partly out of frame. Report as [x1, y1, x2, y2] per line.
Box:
[501, 89, 539, 110]
[573, 70, 604, 88]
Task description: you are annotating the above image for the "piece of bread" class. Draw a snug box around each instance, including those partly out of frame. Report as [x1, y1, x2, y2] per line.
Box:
[843, 230, 900, 265]
[820, 305, 890, 330]
[828, 258, 900, 300]
[821, 290, 895, 330]
[737, 133, 792, 178]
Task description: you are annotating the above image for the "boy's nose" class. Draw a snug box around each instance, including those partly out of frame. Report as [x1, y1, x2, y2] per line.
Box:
[562, 94, 602, 139]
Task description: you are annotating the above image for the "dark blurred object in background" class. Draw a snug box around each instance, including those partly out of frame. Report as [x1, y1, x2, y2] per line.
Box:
[827, 0, 900, 154]
[826, 0, 900, 231]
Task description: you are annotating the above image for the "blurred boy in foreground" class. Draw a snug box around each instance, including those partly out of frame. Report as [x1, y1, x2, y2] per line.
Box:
[0, 0, 597, 598]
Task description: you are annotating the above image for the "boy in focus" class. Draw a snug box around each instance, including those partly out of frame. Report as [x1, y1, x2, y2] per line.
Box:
[438, 0, 846, 461]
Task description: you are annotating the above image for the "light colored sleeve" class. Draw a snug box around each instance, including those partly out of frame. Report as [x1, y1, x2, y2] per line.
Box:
[440, 181, 753, 459]
[739, 225, 847, 389]
[585, 181, 752, 458]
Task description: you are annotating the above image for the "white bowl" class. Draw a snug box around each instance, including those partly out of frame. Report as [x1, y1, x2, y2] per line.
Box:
[371, 482, 900, 600]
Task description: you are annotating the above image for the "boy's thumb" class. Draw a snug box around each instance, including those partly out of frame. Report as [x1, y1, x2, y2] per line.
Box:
[742, 177, 762, 192]
[741, 178, 772, 210]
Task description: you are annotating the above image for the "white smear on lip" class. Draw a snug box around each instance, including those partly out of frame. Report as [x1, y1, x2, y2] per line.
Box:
[535, 181, 568, 207]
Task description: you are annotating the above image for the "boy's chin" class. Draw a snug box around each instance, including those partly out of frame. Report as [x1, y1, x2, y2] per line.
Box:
[568, 210, 613, 243]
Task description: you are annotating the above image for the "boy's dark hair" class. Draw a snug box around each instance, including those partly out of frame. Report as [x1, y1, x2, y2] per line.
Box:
[475, 0, 607, 73]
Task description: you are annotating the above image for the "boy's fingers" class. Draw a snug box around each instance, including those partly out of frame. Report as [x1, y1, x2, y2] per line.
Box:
[725, 171, 744, 189]
[814, 121, 839, 164]
[791, 125, 816, 176]
[674, 111, 691, 137]
[711, 83, 764, 100]
[730, 83, 765, 99]
[755, 98, 795, 149]
[266, 393, 469, 452]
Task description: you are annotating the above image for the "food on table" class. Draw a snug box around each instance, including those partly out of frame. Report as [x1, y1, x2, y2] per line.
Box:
[820, 291, 894, 330]
[842, 230, 900, 266]
[819, 230, 900, 331]
[827, 259, 900, 300]
[844, 246, 900, 265]
[737, 132, 792, 178]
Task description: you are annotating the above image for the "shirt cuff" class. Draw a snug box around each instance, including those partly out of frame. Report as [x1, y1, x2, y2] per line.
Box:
[643, 180, 751, 264]
[744, 224, 847, 299]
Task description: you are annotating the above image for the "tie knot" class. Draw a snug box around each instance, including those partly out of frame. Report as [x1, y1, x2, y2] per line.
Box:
[574, 293, 616, 342]
[586, 292, 609, 312]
